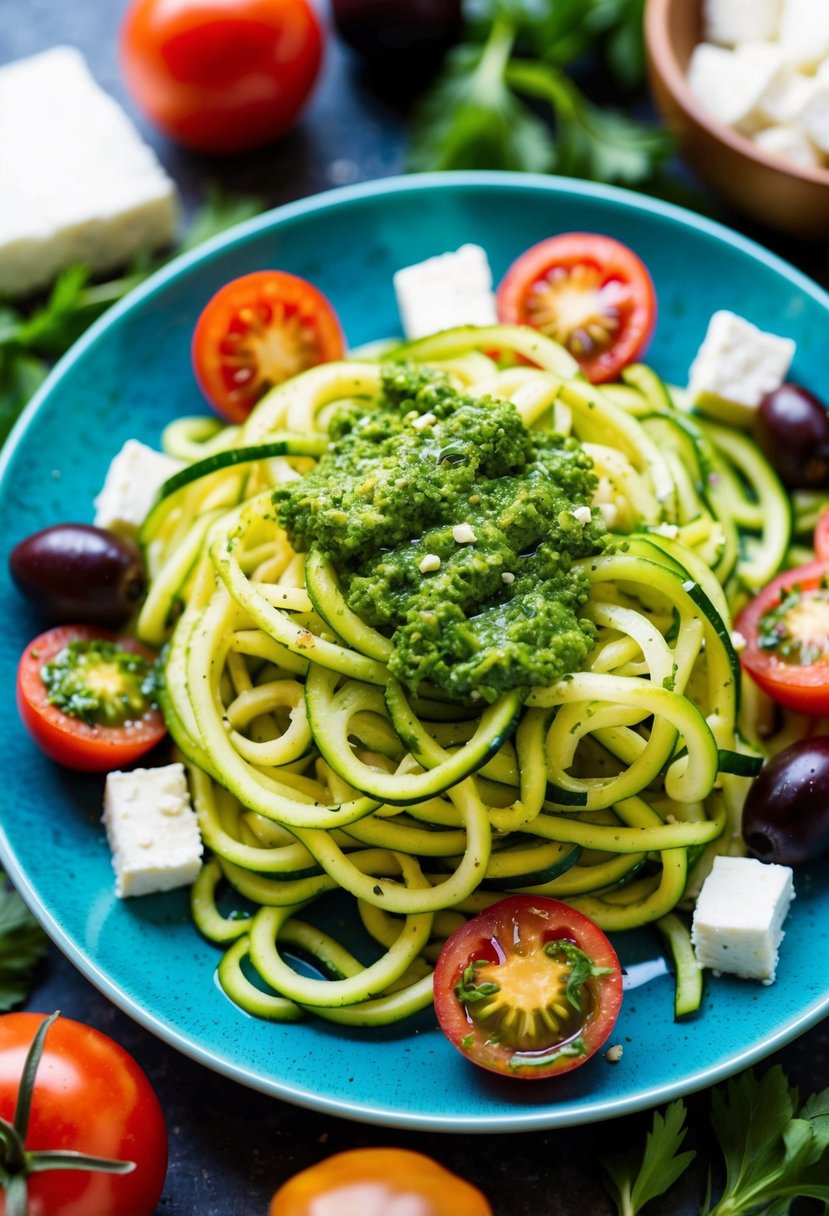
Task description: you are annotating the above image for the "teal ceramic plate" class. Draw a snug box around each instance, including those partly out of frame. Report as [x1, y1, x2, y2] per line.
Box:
[1, 173, 827, 1132]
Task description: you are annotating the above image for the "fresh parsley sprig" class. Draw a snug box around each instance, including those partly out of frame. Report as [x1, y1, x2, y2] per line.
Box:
[407, 0, 673, 185]
[0, 875, 48, 1012]
[704, 1066, 829, 1215]
[0, 186, 262, 447]
[602, 1099, 696, 1216]
[601, 1066, 829, 1216]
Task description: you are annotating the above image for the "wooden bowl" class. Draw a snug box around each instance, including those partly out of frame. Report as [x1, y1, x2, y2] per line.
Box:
[645, 0, 829, 240]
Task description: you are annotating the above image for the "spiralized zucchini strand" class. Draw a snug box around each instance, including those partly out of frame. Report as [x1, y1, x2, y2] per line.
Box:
[131, 327, 790, 1024]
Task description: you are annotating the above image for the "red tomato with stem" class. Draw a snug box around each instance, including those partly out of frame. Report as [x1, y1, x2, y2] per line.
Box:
[119, 0, 323, 155]
[433, 895, 623, 1080]
[191, 270, 346, 422]
[16, 624, 167, 772]
[496, 233, 657, 383]
[735, 560, 829, 716]
[0, 1012, 167, 1216]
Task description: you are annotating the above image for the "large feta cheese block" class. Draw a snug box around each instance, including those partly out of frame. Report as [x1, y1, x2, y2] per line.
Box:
[93, 439, 184, 537]
[103, 763, 203, 898]
[691, 856, 794, 982]
[703, 0, 783, 46]
[393, 244, 498, 340]
[687, 310, 795, 425]
[0, 46, 179, 298]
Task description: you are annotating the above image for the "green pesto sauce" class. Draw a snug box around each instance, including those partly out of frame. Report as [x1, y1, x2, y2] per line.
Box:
[274, 364, 607, 702]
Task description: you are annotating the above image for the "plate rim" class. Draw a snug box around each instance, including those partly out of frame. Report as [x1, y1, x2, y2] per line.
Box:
[3, 169, 829, 1132]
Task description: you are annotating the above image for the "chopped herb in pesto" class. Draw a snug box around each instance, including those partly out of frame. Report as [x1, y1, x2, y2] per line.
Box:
[275, 364, 607, 701]
[41, 640, 159, 727]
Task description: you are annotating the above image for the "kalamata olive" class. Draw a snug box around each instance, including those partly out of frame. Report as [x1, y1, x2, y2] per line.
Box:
[753, 382, 829, 489]
[742, 736, 829, 865]
[331, 0, 463, 68]
[9, 524, 146, 627]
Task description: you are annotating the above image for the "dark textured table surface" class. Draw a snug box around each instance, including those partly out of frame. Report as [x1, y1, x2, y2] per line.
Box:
[2, 3, 829, 1213]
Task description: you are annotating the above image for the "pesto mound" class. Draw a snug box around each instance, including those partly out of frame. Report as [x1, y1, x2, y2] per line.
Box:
[274, 364, 607, 702]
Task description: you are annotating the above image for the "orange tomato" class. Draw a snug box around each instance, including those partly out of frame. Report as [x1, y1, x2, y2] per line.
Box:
[268, 1148, 492, 1216]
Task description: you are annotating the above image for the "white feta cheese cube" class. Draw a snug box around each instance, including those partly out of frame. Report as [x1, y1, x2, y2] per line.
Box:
[93, 440, 184, 537]
[687, 41, 786, 134]
[0, 46, 179, 298]
[688, 310, 795, 425]
[102, 763, 203, 898]
[799, 78, 829, 153]
[779, 0, 829, 70]
[393, 244, 498, 341]
[753, 121, 823, 165]
[758, 68, 815, 124]
[703, 0, 782, 46]
[691, 856, 795, 982]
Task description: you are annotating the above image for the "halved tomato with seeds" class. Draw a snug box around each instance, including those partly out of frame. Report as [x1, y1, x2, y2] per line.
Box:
[496, 233, 657, 383]
[433, 895, 623, 1080]
[191, 270, 346, 423]
[736, 560, 829, 716]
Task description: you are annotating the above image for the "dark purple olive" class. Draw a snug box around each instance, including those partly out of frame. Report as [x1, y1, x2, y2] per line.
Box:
[331, 0, 463, 67]
[9, 524, 146, 627]
[742, 736, 829, 865]
[753, 382, 829, 490]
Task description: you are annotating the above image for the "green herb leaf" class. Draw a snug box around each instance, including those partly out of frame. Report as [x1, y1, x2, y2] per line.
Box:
[177, 184, 264, 254]
[455, 960, 500, 1004]
[599, 0, 648, 88]
[407, 23, 554, 174]
[601, 1100, 694, 1216]
[407, 0, 668, 185]
[506, 59, 673, 185]
[706, 1067, 829, 1215]
[543, 939, 613, 1012]
[0, 875, 49, 1012]
[0, 350, 49, 444]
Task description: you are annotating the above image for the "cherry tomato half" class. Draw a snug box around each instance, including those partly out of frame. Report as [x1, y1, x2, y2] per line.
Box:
[269, 1148, 492, 1216]
[119, 0, 323, 155]
[735, 560, 829, 716]
[191, 271, 346, 423]
[16, 625, 167, 772]
[433, 895, 623, 1080]
[496, 233, 657, 383]
[0, 1013, 167, 1216]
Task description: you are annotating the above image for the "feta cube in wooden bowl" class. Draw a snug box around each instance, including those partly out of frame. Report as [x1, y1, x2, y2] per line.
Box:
[645, 0, 829, 240]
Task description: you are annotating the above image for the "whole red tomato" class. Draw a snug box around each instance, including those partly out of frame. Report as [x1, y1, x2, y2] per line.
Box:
[0, 1013, 168, 1216]
[119, 0, 324, 154]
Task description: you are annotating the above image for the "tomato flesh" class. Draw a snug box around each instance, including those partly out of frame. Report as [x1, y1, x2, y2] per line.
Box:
[496, 233, 657, 383]
[16, 625, 167, 772]
[119, 0, 323, 155]
[736, 561, 829, 715]
[433, 895, 623, 1079]
[191, 271, 346, 423]
[815, 507, 829, 563]
[0, 1013, 167, 1216]
[269, 1148, 492, 1216]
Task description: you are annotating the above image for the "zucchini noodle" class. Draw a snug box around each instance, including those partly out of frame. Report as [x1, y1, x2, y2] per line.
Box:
[136, 323, 792, 1026]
